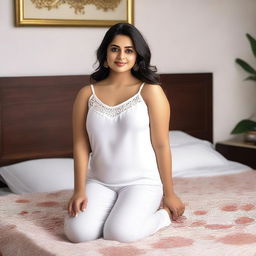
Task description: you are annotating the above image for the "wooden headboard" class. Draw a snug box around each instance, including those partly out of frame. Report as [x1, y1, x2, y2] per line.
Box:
[0, 73, 212, 167]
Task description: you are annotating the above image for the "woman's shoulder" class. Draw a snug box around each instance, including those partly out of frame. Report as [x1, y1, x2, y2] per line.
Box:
[143, 83, 162, 92]
[77, 84, 92, 97]
[73, 84, 93, 107]
[91, 80, 108, 87]
[142, 83, 165, 103]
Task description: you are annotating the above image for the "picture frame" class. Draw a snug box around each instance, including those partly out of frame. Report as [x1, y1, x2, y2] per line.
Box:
[15, 0, 134, 27]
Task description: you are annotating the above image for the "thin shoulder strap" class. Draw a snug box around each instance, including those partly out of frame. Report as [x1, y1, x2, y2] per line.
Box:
[90, 84, 95, 95]
[138, 82, 145, 94]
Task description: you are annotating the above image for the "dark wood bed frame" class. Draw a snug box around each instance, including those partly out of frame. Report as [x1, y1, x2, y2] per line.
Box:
[0, 73, 212, 168]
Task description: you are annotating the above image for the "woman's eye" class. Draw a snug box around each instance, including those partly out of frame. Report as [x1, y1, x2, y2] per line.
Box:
[126, 49, 133, 54]
[111, 47, 118, 52]
[110, 48, 133, 54]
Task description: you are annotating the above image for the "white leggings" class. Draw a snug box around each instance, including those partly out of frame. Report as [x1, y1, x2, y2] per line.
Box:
[64, 180, 171, 243]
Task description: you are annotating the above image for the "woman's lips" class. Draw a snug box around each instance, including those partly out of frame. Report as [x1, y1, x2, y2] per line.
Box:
[115, 62, 127, 67]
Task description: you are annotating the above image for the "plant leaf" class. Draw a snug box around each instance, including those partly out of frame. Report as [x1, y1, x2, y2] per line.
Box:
[235, 58, 256, 75]
[244, 75, 256, 81]
[231, 119, 256, 134]
[246, 33, 256, 58]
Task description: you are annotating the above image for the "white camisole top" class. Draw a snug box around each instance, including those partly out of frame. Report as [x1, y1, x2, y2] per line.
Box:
[86, 82, 162, 186]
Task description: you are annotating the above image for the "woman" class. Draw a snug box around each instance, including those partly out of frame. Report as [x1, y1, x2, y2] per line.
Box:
[64, 23, 185, 243]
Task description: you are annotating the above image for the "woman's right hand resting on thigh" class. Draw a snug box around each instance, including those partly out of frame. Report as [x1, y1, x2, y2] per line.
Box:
[67, 192, 88, 217]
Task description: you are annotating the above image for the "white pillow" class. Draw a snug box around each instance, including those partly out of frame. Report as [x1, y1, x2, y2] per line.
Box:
[169, 131, 237, 176]
[171, 142, 228, 175]
[171, 139, 251, 177]
[169, 130, 211, 147]
[0, 158, 74, 194]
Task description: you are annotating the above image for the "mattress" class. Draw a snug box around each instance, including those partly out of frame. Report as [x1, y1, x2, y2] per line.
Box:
[0, 170, 256, 256]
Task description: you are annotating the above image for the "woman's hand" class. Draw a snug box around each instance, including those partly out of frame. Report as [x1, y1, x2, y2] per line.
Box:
[162, 193, 185, 221]
[67, 191, 88, 217]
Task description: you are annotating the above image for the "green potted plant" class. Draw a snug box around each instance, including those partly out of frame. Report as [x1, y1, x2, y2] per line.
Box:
[231, 33, 256, 144]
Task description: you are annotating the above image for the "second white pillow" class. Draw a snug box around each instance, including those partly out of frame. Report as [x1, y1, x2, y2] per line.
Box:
[0, 158, 74, 194]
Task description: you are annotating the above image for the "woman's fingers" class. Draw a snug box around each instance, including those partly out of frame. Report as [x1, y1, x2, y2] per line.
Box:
[179, 208, 185, 216]
[71, 202, 76, 217]
[171, 209, 179, 221]
[80, 200, 87, 212]
[176, 204, 185, 216]
[172, 206, 185, 220]
[68, 201, 72, 214]
[70, 200, 87, 217]
[74, 201, 82, 216]
[68, 201, 74, 217]
[68, 200, 78, 217]
[67, 194, 87, 217]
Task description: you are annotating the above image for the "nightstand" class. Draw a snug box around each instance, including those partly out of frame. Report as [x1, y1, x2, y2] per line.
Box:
[215, 138, 256, 169]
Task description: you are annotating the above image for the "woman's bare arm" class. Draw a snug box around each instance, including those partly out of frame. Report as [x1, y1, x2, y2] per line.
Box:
[72, 85, 92, 194]
[68, 85, 92, 217]
[142, 84, 185, 220]
[142, 84, 174, 196]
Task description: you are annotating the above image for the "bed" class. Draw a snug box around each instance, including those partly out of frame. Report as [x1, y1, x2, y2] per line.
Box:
[0, 73, 255, 256]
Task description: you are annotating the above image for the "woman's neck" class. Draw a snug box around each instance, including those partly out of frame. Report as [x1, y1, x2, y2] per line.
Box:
[106, 70, 140, 87]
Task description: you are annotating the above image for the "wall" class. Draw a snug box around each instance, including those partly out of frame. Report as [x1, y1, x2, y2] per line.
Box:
[1, 0, 256, 142]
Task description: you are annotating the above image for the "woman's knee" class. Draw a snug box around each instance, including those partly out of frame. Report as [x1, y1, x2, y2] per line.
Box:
[103, 221, 141, 243]
[64, 214, 102, 243]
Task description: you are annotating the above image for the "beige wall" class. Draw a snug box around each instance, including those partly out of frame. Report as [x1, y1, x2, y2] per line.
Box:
[1, 0, 256, 142]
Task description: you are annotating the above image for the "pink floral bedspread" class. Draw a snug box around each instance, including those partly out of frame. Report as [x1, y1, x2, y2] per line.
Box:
[0, 170, 256, 256]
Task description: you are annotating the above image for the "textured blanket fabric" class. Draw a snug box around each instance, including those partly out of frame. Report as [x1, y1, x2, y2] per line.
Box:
[0, 170, 256, 256]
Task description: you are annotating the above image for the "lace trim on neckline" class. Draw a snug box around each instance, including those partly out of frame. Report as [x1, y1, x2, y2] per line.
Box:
[89, 94, 143, 118]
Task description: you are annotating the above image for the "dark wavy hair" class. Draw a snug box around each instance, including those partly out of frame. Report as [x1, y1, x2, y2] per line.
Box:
[90, 23, 161, 85]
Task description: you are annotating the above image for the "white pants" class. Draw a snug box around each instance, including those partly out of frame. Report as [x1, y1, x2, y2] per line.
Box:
[64, 180, 171, 243]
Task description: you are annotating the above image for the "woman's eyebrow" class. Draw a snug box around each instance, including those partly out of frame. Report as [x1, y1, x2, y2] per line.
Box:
[110, 44, 134, 48]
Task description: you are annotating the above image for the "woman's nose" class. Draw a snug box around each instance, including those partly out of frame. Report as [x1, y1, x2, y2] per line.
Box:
[118, 50, 125, 59]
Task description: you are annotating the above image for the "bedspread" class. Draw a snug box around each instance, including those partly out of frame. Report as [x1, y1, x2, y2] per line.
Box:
[0, 170, 256, 256]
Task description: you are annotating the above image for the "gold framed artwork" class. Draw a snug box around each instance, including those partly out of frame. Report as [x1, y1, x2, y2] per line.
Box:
[15, 0, 134, 27]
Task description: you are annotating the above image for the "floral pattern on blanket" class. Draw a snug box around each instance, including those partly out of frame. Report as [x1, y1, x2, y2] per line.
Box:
[0, 170, 256, 256]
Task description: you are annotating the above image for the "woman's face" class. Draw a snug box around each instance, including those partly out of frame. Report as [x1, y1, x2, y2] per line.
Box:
[106, 34, 137, 73]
